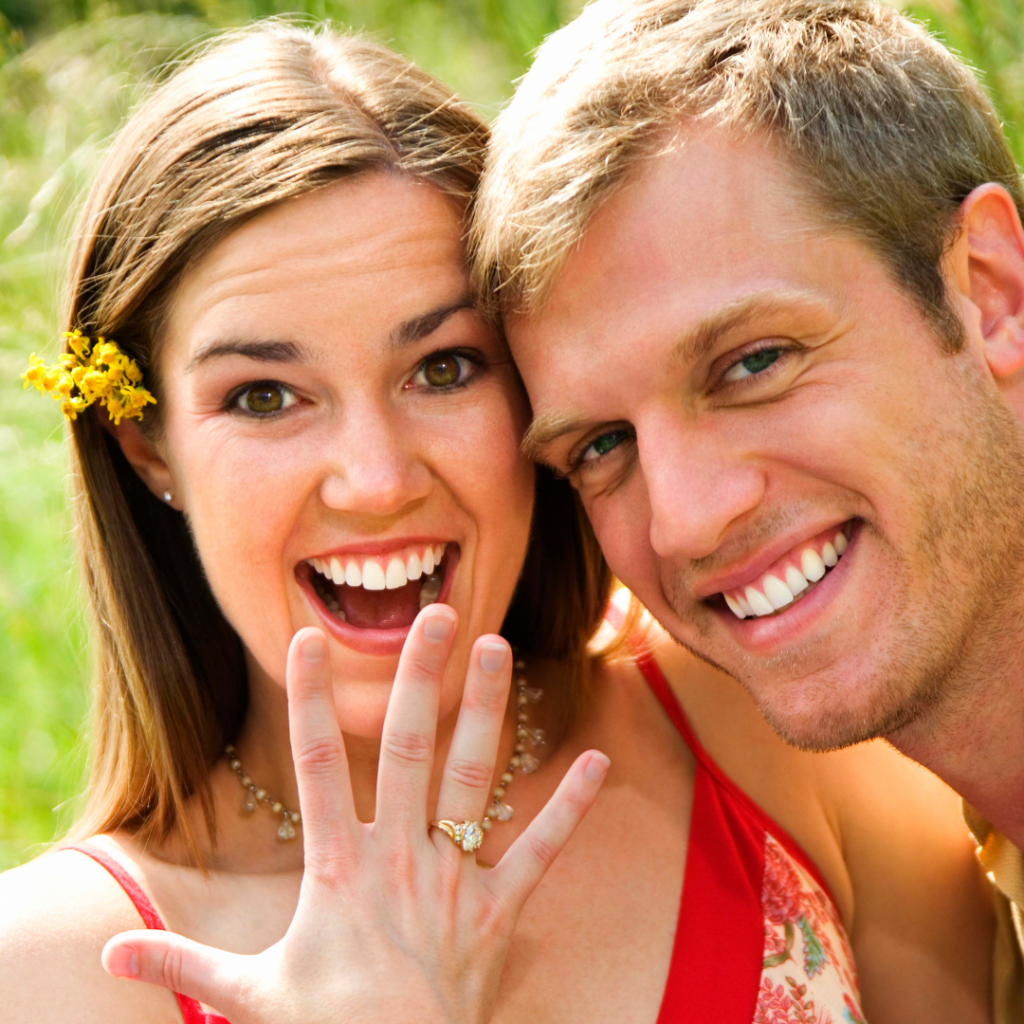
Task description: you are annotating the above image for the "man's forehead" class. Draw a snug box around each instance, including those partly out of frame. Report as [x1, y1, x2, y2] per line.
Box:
[507, 133, 856, 372]
[518, 140, 826, 320]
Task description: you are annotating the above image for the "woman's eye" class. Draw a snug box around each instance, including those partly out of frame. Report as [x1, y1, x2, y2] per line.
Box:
[410, 351, 477, 389]
[233, 382, 296, 416]
[722, 347, 781, 384]
[581, 428, 632, 464]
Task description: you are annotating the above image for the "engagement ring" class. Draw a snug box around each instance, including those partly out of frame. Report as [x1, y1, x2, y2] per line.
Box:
[430, 819, 484, 853]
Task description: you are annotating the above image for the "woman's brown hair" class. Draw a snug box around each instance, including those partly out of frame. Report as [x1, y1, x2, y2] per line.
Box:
[64, 22, 616, 860]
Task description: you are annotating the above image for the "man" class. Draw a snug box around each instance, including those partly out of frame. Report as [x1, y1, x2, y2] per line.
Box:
[473, 0, 1024, 1016]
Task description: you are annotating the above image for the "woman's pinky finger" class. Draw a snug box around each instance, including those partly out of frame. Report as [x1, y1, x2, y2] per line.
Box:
[485, 750, 610, 912]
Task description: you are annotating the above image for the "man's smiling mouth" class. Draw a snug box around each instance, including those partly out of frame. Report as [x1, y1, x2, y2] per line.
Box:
[302, 542, 455, 631]
[715, 522, 854, 619]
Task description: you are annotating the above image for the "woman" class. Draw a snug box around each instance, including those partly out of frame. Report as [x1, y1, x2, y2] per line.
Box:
[0, 22, 993, 1024]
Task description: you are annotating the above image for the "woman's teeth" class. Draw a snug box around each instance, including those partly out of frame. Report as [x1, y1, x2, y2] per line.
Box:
[308, 544, 446, 593]
[722, 526, 850, 620]
[419, 571, 442, 609]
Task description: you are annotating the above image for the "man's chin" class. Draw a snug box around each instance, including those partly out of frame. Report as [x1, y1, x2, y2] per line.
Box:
[746, 666, 944, 753]
[757, 700, 888, 752]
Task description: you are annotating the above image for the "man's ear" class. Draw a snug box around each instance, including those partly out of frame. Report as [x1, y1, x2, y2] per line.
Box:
[111, 414, 179, 509]
[957, 183, 1024, 379]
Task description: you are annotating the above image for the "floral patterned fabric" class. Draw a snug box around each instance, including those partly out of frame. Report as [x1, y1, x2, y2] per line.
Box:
[756, 835, 864, 1024]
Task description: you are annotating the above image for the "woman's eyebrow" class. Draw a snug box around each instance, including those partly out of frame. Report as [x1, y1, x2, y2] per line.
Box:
[184, 299, 475, 371]
[185, 339, 305, 372]
[388, 298, 475, 350]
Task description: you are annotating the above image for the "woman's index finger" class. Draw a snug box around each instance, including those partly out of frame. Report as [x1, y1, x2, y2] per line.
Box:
[286, 628, 360, 875]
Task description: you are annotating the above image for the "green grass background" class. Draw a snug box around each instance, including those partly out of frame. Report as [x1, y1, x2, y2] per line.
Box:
[0, 0, 1021, 869]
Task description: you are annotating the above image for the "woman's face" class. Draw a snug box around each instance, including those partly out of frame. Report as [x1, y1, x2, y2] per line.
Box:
[148, 173, 534, 735]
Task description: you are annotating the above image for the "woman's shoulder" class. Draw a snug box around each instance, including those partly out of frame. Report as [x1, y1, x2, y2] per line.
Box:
[645, 630, 987, 936]
[643, 623, 965, 830]
[641, 629, 974, 913]
[0, 844, 184, 1023]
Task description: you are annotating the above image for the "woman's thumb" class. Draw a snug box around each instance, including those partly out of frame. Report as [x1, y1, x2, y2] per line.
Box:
[102, 928, 247, 1016]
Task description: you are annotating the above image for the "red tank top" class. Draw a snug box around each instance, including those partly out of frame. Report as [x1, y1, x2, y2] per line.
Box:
[63, 654, 862, 1024]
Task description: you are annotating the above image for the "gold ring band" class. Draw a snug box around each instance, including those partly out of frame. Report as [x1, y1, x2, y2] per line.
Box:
[430, 819, 484, 853]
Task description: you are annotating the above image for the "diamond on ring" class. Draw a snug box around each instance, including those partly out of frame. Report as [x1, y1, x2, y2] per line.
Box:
[431, 819, 484, 853]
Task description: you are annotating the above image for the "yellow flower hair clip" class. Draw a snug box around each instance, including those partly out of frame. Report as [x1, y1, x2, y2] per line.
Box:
[21, 329, 156, 425]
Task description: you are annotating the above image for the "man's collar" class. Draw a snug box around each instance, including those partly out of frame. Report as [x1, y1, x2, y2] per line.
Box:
[966, 801, 1024, 907]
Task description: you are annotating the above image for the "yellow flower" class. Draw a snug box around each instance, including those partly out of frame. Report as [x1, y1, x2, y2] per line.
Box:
[93, 340, 121, 367]
[121, 385, 157, 412]
[21, 333, 156, 424]
[63, 329, 91, 362]
[79, 369, 112, 401]
[21, 355, 46, 390]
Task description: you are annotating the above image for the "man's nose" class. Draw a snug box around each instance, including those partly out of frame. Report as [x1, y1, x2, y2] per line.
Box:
[639, 414, 765, 562]
[318, 405, 433, 517]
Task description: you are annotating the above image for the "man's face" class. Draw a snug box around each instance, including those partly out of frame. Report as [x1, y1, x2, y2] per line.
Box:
[509, 127, 1024, 750]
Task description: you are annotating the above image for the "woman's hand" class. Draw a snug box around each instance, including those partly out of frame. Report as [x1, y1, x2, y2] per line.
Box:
[100, 607, 610, 1024]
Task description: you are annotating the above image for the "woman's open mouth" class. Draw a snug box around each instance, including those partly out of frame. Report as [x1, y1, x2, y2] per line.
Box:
[297, 542, 458, 654]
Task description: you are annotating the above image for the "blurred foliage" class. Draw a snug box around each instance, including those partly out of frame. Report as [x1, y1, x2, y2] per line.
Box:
[0, 0, 584, 111]
[0, 0, 1022, 869]
[905, 0, 1024, 166]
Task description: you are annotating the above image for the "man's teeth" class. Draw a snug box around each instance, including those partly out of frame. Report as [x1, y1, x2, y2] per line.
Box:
[309, 544, 447, 594]
[785, 566, 808, 595]
[801, 548, 826, 582]
[722, 528, 851, 620]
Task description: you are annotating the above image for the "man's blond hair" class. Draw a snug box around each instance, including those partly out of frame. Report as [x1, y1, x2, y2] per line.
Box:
[472, 0, 1023, 348]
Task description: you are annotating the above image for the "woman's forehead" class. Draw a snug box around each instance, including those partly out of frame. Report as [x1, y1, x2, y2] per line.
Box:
[163, 174, 469, 361]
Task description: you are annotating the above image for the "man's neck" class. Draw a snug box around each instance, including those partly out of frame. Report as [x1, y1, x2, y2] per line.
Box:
[888, 599, 1024, 847]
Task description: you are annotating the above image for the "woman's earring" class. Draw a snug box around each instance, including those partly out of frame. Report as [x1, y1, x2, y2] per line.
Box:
[162, 491, 173, 503]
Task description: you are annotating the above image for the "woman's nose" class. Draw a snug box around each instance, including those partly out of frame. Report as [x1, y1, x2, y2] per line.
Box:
[318, 409, 434, 518]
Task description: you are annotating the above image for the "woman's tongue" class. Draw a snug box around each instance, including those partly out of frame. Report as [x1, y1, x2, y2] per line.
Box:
[339, 580, 422, 630]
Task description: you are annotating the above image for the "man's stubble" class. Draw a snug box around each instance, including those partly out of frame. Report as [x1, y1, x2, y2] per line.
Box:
[660, 354, 1024, 753]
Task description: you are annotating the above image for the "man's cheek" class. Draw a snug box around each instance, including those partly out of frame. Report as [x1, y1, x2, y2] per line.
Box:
[588, 497, 652, 593]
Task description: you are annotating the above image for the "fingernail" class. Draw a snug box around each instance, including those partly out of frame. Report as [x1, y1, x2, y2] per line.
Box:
[300, 633, 326, 663]
[480, 642, 507, 673]
[423, 612, 455, 641]
[584, 752, 610, 784]
[107, 944, 139, 978]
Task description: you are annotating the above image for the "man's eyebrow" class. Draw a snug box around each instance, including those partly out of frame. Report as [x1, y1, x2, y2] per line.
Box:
[388, 298, 476, 350]
[522, 411, 591, 462]
[672, 289, 821, 367]
[185, 339, 305, 373]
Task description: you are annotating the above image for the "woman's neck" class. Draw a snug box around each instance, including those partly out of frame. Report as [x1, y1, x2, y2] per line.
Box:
[159, 655, 572, 874]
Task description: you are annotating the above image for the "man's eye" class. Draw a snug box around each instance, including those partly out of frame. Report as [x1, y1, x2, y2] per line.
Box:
[722, 347, 781, 383]
[581, 428, 632, 463]
[410, 351, 477, 389]
[234, 382, 296, 416]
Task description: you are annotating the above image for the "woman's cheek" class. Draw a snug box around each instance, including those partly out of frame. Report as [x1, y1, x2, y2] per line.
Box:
[173, 428, 312, 651]
[446, 392, 533, 508]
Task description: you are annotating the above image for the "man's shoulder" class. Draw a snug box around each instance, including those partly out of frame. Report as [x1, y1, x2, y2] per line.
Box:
[0, 847, 183, 1023]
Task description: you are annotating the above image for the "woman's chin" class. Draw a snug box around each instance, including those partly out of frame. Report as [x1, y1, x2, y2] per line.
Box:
[327, 679, 399, 739]
[327, 677, 462, 742]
